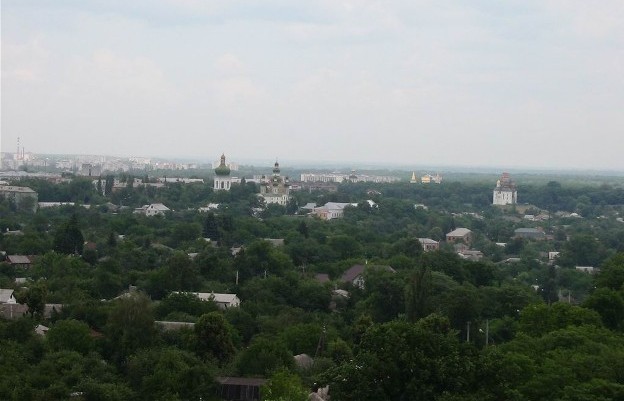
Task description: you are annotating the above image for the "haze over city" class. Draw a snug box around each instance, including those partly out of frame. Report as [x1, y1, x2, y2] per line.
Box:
[2, 1, 624, 170]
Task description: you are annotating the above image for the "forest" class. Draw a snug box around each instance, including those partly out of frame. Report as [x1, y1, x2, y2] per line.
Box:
[1, 172, 624, 401]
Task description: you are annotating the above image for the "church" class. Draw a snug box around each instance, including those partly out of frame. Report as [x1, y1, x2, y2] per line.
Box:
[213, 154, 232, 191]
[259, 161, 291, 206]
[493, 172, 517, 205]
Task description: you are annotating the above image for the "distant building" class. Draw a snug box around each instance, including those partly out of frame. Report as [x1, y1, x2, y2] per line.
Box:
[135, 203, 170, 217]
[421, 174, 442, 184]
[575, 266, 596, 274]
[313, 202, 357, 220]
[418, 238, 440, 252]
[410, 172, 418, 184]
[458, 249, 484, 261]
[341, 264, 396, 289]
[259, 161, 291, 206]
[213, 154, 232, 191]
[493, 172, 517, 205]
[6, 255, 33, 269]
[514, 228, 546, 240]
[172, 292, 241, 309]
[0, 186, 38, 211]
[446, 228, 473, 244]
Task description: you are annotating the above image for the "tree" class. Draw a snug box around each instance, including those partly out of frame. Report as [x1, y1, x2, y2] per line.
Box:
[105, 293, 156, 365]
[236, 336, 294, 376]
[127, 348, 215, 400]
[16, 281, 47, 318]
[297, 221, 309, 239]
[104, 175, 114, 196]
[595, 253, 624, 291]
[405, 266, 432, 322]
[53, 214, 84, 255]
[261, 370, 308, 401]
[583, 288, 624, 331]
[324, 315, 469, 401]
[195, 312, 235, 364]
[202, 212, 220, 242]
[46, 319, 93, 354]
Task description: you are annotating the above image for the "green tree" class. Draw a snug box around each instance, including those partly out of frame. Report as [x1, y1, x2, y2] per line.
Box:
[583, 288, 624, 331]
[46, 319, 93, 354]
[261, 370, 308, 401]
[236, 336, 294, 376]
[195, 312, 235, 364]
[53, 214, 84, 255]
[127, 348, 215, 401]
[105, 293, 156, 365]
[16, 281, 47, 318]
[405, 266, 432, 322]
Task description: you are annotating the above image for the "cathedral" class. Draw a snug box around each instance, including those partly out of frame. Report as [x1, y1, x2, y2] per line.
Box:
[493, 172, 517, 205]
[259, 161, 291, 206]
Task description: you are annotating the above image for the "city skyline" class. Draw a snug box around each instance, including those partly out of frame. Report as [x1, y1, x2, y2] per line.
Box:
[3, 1, 624, 170]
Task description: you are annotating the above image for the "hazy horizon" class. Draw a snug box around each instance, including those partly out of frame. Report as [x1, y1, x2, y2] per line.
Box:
[3, 1, 624, 170]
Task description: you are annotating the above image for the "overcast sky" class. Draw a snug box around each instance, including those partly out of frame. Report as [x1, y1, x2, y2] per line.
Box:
[2, 1, 623, 169]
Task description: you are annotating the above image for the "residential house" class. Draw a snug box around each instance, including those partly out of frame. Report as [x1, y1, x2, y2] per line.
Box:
[418, 238, 439, 252]
[446, 228, 473, 244]
[0, 289, 17, 304]
[341, 264, 396, 289]
[514, 228, 546, 240]
[458, 249, 484, 261]
[135, 203, 171, 216]
[315, 273, 330, 284]
[216, 377, 266, 401]
[173, 292, 241, 309]
[263, 238, 285, 247]
[34, 324, 49, 336]
[198, 203, 220, 212]
[155, 321, 195, 331]
[299, 202, 317, 214]
[313, 202, 357, 220]
[6, 255, 32, 269]
[575, 266, 596, 274]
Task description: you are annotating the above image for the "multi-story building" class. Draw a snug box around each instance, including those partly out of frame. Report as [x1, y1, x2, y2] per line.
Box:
[0, 186, 38, 211]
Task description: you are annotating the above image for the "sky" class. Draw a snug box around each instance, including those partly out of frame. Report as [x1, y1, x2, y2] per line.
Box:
[2, 0, 624, 170]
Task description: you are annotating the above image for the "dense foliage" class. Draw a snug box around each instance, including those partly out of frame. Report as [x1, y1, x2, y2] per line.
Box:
[1, 172, 624, 400]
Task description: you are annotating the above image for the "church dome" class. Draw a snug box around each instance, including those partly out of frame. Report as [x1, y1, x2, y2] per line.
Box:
[215, 154, 231, 176]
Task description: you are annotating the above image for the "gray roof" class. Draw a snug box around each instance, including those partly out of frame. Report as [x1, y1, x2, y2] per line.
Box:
[0, 186, 36, 193]
[341, 264, 395, 283]
[7, 255, 31, 264]
[447, 228, 472, 237]
[217, 377, 267, 386]
[515, 228, 541, 233]
[0, 289, 15, 303]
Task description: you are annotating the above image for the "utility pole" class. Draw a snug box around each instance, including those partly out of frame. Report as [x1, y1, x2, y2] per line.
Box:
[485, 319, 489, 346]
[466, 321, 471, 342]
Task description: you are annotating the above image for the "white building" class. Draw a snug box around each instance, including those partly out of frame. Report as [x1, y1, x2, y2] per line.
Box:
[313, 202, 358, 220]
[493, 172, 517, 205]
[135, 203, 170, 216]
[173, 292, 241, 309]
[213, 154, 232, 191]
